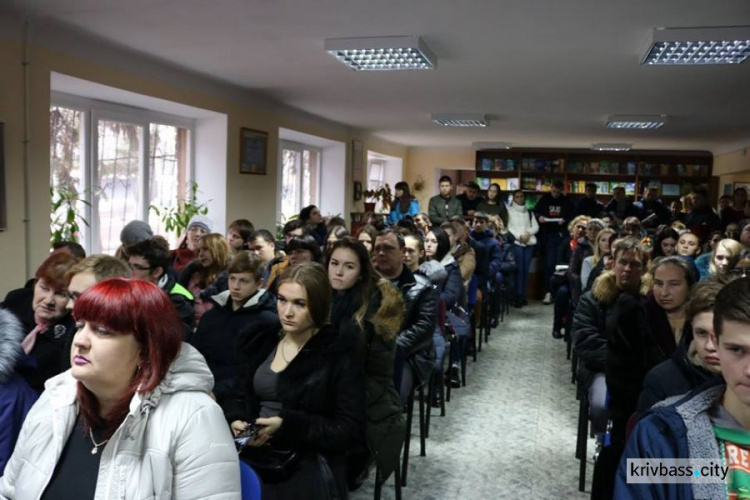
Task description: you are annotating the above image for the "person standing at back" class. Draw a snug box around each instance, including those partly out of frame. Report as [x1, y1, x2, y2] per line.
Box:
[574, 183, 605, 218]
[456, 181, 484, 218]
[428, 176, 463, 227]
[534, 179, 574, 304]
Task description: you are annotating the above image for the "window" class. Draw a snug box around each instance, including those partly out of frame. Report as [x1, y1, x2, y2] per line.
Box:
[50, 96, 193, 254]
[279, 140, 321, 222]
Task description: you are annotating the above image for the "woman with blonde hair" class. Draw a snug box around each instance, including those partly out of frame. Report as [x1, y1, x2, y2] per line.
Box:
[580, 227, 616, 293]
[178, 233, 231, 326]
[706, 238, 743, 278]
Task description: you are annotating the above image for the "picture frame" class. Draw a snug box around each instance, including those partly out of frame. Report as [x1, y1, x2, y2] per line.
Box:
[353, 181, 363, 201]
[239, 128, 268, 175]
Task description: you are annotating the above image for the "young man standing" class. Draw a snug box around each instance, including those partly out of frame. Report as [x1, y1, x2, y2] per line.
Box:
[534, 179, 574, 304]
[428, 176, 463, 227]
[457, 181, 484, 218]
[615, 277, 749, 499]
[574, 182, 605, 218]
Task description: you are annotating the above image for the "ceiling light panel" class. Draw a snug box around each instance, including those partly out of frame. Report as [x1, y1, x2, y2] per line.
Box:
[432, 114, 489, 127]
[325, 36, 436, 71]
[606, 115, 667, 130]
[592, 143, 632, 151]
[642, 26, 750, 65]
[473, 142, 511, 150]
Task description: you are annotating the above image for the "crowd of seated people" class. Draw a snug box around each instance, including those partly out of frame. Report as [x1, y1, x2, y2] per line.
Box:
[566, 184, 750, 498]
[1, 177, 748, 499]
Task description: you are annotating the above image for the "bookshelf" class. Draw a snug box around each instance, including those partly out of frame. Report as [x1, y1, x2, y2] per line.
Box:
[475, 149, 713, 205]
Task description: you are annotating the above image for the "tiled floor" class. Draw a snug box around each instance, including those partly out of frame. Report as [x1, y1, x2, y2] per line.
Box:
[353, 301, 593, 500]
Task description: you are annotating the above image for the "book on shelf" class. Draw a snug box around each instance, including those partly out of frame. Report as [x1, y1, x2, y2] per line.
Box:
[568, 161, 583, 173]
[507, 178, 520, 190]
[480, 158, 493, 171]
[662, 183, 680, 196]
[627, 162, 637, 175]
[659, 164, 671, 176]
[477, 177, 491, 190]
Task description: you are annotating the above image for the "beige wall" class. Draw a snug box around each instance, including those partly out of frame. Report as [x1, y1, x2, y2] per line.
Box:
[714, 148, 750, 176]
[0, 33, 405, 297]
[404, 147, 475, 210]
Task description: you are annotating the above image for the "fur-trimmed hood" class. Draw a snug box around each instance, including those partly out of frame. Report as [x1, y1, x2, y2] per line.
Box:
[0, 310, 25, 383]
[592, 269, 652, 306]
[370, 280, 405, 342]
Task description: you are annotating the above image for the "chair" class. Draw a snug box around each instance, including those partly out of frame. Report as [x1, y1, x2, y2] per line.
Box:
[467, 275, 479, 362]
[239, 461, 262, 500]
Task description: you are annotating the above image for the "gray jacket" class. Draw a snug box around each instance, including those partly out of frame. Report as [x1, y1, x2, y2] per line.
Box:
[428, 195, 463, 226]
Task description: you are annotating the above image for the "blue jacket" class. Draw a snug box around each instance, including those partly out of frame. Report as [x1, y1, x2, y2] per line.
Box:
[471, 230, 503, 289]
[695, 253, 711, 281]
[388, 199, 420, 225]
[0, 310, 38, 474]
[614, 382, 727, 499]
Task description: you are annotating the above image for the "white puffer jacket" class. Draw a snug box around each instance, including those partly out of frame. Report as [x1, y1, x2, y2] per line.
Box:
[507, 201, 540, 247]
[0, 344, 240, 500]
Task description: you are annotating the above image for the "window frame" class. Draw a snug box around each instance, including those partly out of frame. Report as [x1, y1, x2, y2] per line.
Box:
[51, 92, 195, 253]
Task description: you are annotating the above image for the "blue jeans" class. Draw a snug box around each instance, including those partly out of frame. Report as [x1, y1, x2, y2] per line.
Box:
[433, 330, 446, 371]
[544, 232, 563, 293]
[514, 245, 535, 300]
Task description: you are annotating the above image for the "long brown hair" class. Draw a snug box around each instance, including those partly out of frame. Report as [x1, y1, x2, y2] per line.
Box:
[394, 181, 411, 214]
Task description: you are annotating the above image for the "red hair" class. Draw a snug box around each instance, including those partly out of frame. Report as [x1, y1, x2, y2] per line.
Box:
[35, 250, 80, 291]
[73, 278, 182, 437]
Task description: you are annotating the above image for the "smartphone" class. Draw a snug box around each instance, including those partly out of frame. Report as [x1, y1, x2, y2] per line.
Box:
[234, 423, 262, 448]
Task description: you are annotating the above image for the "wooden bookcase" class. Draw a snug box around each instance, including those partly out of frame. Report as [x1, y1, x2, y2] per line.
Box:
[475, 148, 713, 205]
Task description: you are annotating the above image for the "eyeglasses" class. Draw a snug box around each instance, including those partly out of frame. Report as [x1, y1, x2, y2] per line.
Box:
[129, 263, 152, 272]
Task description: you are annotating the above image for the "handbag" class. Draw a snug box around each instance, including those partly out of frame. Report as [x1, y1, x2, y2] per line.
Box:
[239, 445, 302, 483]
[445, 305, 471, 340]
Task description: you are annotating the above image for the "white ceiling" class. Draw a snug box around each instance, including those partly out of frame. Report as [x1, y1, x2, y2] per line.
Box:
[4, 0, 750, 152]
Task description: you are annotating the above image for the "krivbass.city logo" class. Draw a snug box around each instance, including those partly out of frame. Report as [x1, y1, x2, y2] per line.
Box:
[626, 459, 728, 484]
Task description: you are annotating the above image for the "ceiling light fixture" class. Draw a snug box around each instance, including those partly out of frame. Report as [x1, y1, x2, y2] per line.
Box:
[325, 36, 436, 71]
[473, 142, 511, 150]
[592, 143, 632, 152]
[606, 115, 667, 130]
[642, 26, 750, 65]
[432, 114, 489, 127]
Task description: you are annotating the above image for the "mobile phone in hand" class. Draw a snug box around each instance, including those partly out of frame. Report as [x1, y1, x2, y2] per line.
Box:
[234, 423, 262, 448]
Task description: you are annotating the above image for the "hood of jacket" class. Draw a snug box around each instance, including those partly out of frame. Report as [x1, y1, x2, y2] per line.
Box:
[592, 269, 652, 306]
[509, 201, 527, 213]
[0, 309, 24, 383]
[210, 288, 274, 312]
[417, 260, 447, 286]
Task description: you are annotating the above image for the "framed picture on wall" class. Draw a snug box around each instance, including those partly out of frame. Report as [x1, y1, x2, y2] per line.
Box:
[0, 122, 5, 231]
[239, 128, 268, 175]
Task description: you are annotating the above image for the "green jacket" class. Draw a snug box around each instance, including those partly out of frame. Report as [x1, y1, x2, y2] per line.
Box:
[428, 195, 463, 226]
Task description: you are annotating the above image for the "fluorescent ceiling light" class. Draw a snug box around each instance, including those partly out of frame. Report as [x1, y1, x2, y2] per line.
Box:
[642, 26, 750, 65]
[432, 114, 489, 127]
[606, 115, 667, 130]
[473, 142, 511, 150]
[325, 36, 436, 71]
[592, 143, 632, 152]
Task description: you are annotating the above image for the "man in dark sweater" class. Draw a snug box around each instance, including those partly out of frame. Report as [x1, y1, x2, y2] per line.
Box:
[685, 187, 721, 244]
[633, 186, 671, 227]
[456, 181, 484, 217]
[605, 186, 640, 227]
[534, 180, 574, 304]
[574, 183, 605, 218]
[428, 175, 463, 227]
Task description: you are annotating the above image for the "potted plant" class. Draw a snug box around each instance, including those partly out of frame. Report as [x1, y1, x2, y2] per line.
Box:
[149, 181, 210, 240]
[364, 184, 393, 213]
[50, 186, 90, 248]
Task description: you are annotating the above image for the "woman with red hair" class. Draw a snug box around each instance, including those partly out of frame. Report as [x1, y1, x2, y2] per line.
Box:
[0, 279, 240, 499]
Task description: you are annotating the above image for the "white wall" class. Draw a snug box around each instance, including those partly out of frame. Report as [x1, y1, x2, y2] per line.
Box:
[319, 143, 346, 217]
[194, 115, 228, 232]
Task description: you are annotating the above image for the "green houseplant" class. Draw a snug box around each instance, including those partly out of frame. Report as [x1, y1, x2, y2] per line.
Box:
[364, 184, 393, 213]
[50, 186, 90, 248]
[149, 181, 210, 239]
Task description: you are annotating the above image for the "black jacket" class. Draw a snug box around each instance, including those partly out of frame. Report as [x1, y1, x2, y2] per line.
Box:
[574, 196, 605, 218]
[223, 324, 365, 456]
[161, 274, 195, 339]
[637, 328, 720, 412]
[177, 260, 229, 300]
[634, 198, 671, 226]
[191, 289, 279, 403]
[685, 206, 721, 243]
[1, 287, 74, 394]
[568, 238, 594, 303]
[471, 230, 503, 289]
[605, 198, 640, 223]
[391, 266, 436, 384]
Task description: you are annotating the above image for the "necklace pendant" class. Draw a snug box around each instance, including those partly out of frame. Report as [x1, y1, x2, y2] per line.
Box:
[91, 446, 98, 455]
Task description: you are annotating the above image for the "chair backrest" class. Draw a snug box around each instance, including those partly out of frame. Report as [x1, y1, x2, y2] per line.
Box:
[239, 460, 262, 500]
[467, 275, 479, 306]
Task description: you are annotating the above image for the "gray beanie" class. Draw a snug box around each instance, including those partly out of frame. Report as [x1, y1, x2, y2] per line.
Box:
[187, 215, 213, 233]
[120, 220, 153, 246]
